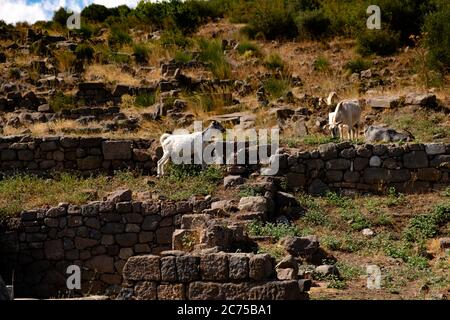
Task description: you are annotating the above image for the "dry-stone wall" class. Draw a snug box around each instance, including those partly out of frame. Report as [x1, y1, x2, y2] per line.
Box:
[2, 137, 447, 194]
[0, 190, 211, 298]
[0, 135, 156, 174]
[119, 253, 309, 300]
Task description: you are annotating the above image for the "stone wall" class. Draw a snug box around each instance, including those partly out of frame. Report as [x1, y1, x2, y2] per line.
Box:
[0, 135, 448, 193]
[0, 191, 211, 298]
[119, 253, 309, 300]
[0, 135, 157, 174]
[276, 142, 450, 194]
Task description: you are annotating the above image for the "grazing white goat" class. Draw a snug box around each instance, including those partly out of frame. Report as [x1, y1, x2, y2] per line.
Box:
[157, 121, 225, 177]
[325, 100, 361, 140]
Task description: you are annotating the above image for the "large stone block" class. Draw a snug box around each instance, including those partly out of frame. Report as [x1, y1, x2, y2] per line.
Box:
[228, 253, 249, 280]
[248, 280, 304, 300]
[249, 254, 274, 280]
[86, 255, 115, 273]
[134, 281, 157, 300]
[123, 255, 161, 281]
[280, 235, 319, 256]
[44, 239, 64, 260]
[200, 254, 229, 281]
[161, 256, 177, 282]
[176, 255, 200, 282]
[403, 151, 428, 169]
[102, 141, 132, 160]
[157, 284, 185, 300]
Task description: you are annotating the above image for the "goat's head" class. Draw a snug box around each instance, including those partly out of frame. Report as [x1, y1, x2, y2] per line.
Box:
[323, 112, 342, 138]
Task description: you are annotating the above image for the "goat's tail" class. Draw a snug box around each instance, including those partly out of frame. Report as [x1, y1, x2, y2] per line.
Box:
[160, 133, 171, 145]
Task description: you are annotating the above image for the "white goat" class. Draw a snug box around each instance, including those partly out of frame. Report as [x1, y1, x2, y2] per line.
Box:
[325, 100, 361, 140]
[157, 121, 225, 176]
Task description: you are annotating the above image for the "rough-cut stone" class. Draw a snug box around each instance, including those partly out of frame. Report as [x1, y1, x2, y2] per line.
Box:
[308, 179, 329, 196]
[315, 264, 340, 277]
[102, 141, 132, 160]
[238, 196, 269, 212]
[281, 235, 319, 256]
[134, 281, 157, 300]
[228, 253, 249, 280]
[223, 175, 245, 188]
[403, 151, 428, 169]
[107, 189, 132, 203]
[176, 255, 200, 282]
[200, 254, 228, 281]
[44, 239, 64, 260]
[123, 255, 161, 281]
[157, 284, 185, 300]
[248, 281, 303, 300]
[161, 256, 177, 282]
[425, 143, 446, 155]
[86, 255, 114, 273]
[249, 254, 274, 280]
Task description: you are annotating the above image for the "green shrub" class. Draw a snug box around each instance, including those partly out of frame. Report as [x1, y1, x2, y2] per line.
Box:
[403, 203, 450, 242]
[313, 55, 330, 72]
[133, 43, 150, 64]
[75, 44, 94, 61]
[81, 3, 111, 23]
[424, 7, 450, 73]
[242, 0, 298, 40]
[52, 7, 71, 27]
[173, 50, 193, 64]
[264, 53, 285, 70]
[198, 38, 231, 79]
[344, 57, 371, 74]
[302, 134, 337, 145]
[237, 41, 260, 56]
[160, 29, 192, 48]
[74, 24, 94, 39]
[357, 29, 400, 56]
[8, 68, 20, 80]
[49, 92, 75, 111]
[108, 25, 132, 47]
[135, 93, 156, 107]
[296, 9, 331, 39]
[247, 220, 301, 241]
[263, 78, 290, 99]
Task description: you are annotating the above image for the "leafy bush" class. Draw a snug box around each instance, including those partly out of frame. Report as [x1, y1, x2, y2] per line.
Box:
[237, 41, 260, 56]
[344, 57, 371, 74]
[264, 53, 285, 70]
[357, 29, 400, 56]
[75, 44, 94, 61]
[108, 25, 132, 47]
[242, 0, 298, 40]
[403, 203, 450, 242]
[135, 93, 156, 107]
[81, 4, 111, 23]
[313, 55, 330, 72]
[296, 9, 331, 39]
[55, 51, 76, 72]
[49, 92, 75, 112]
[263, 78, 290, 99]
[52, 7, 71, 27]
[173, 50, 193, 64]
[8, 68, 20, 80]
[198, 38, 231, 79]
[424, 7, 450, 73]
[247, 220, 301, 241]
[133, 43, 150, 64]
[302, 134, 337, 145]
[160, 29, 192, 48]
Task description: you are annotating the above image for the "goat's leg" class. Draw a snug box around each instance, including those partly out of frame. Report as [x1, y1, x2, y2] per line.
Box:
[157, 153, 170, 177]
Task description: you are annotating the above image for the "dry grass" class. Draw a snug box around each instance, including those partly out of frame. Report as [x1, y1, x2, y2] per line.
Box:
[84, 64, 141, 85]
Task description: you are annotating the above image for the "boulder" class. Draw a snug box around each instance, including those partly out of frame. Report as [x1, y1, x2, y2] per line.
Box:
[280, 235, 319, 256]
[314, 264, 340, 277]
[238, 196, 269, 213]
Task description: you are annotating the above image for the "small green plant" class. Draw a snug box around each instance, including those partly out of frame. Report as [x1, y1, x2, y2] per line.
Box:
[263, 78, 290, 99]
[75, 44, 94, 61]
[133, 43, 150, 64]
[173, 50, 193, 64]
[403, 203, 450, 242]
[9, 68, 20, 80]
[181, 233, 197, 251]
[264, 53, 285, 70]
[197, 38, 231, 79]
[302, 135, 337, 146]
[327, 275, 347, 289]
[238, 185, 264, 197]
[49, 92, 75, 111]
[237, 41, 260, 56]
[298, 194, 329, 226]
[344, 57, 371, 74]
[357, 29, 400, 56]
[247, 220, 301, 241]
[135, 93, 156, 107]
[313, 55, 330, 73]
[108, 25, 132, 47]
[296, 9, 331, 39]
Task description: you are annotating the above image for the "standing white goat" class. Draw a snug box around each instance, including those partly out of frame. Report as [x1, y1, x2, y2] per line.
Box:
[325, 99, 361, 140]
[157, 121, 225, 176]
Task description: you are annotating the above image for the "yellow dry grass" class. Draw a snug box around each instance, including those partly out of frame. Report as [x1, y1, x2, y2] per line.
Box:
[84, 64, 140, 86]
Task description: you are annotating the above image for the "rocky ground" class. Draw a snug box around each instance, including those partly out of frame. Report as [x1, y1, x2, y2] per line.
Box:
[0, 19, 449, 300]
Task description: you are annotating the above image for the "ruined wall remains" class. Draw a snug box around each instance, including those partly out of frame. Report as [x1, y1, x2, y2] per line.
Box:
[0, 191, 211, 298]
[119, 253, 309, 300]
